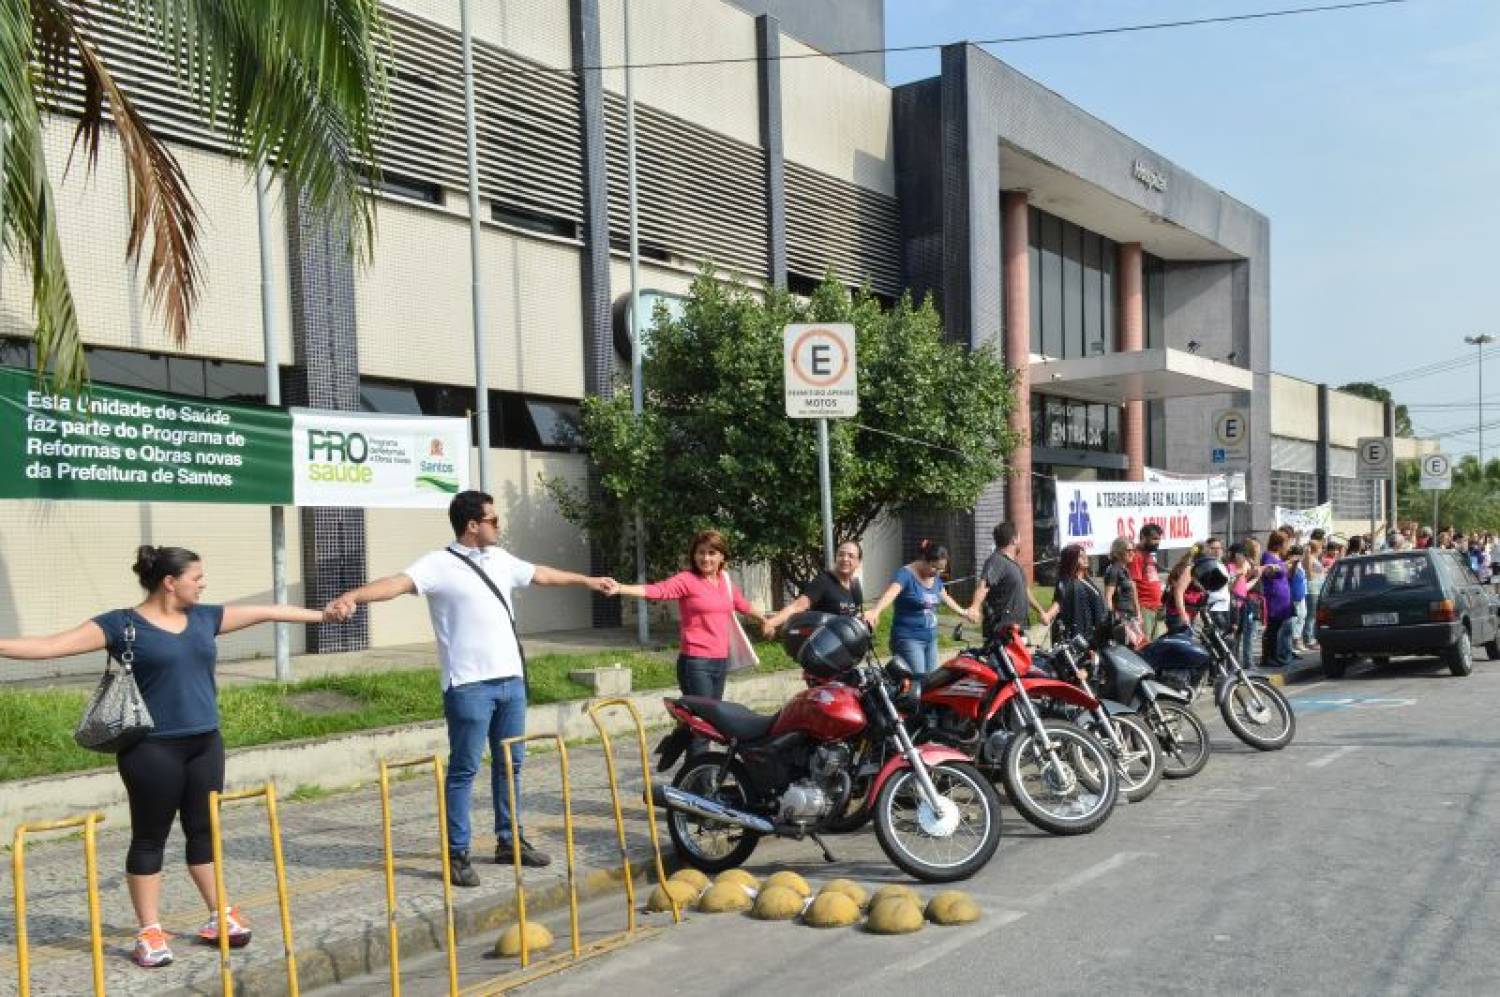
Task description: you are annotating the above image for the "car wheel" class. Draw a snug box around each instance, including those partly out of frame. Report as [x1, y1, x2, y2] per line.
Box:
[1321, 651, 1346, 679]
[1446, 629, 1474, 677]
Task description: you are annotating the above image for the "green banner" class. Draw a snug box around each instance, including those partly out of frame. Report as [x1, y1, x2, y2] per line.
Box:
[0, 366, 294, 504]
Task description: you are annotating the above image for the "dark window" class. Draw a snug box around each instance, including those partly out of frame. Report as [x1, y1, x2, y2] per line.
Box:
[1, 337, 36, 368]
[1102, 246, 1116, 349]
[1034, 393, 1117, 453]
[360, 380, 424, 415]
[1270, 469, 1318, 509]
[1062, 220, 1084, 358]
[1144, 253, 1166, 349]
[491, 204, 578, 240]
[494, 393, 583, 453]
[87, 348, 169, 393]
[1039, 212, 1063, 359]
[1082, 232, 1102, 356]
[1027, 206, 1042, 354]
[202, 361, 271, 404]
[372, 170, 444, 205]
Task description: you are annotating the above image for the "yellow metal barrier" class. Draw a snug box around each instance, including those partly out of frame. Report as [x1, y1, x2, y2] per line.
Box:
[378, 754, 459, 997]
[208, 782, 297, 997]
[500, 733, 580, 970]
[11, 813, 106, 997]
[586, 698, 681, 928]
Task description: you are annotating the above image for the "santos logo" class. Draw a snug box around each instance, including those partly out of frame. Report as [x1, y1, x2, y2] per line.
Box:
[306, 429, 374, 484]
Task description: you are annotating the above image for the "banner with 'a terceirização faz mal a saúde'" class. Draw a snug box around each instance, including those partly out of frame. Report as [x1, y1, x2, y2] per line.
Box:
[0, 366, 470, 507]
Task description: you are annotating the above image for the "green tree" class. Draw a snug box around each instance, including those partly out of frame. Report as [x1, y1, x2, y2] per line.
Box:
[2, 0, 389, 388]
[1400, 454, 1500, 532]
[1337, 382, 1413, 437]
[547, 271, 1021, 588]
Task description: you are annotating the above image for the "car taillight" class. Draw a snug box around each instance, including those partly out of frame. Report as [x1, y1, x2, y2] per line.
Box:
[1429, 600, 1458, 623]
[1316, 605, 1332, 626]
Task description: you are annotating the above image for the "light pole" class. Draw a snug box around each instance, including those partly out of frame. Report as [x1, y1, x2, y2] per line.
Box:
[1465, 334, 1495, 468]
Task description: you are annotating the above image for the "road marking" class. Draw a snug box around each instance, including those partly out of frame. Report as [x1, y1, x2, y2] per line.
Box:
[899, 909, 1029, 973]
[1020, 850, 1152, 907]
[1308, 745, 1361, 768]
[1297, 681, 1329, 694]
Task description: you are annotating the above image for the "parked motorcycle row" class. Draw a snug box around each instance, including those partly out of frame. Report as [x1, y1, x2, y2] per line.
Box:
[651, 598, 1297, 884]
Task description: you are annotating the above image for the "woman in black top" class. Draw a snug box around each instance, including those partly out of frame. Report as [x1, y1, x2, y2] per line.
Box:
[1052, 543, 1109, 643]
[762, 540, 866, 636]
[0, 545, 327, 969]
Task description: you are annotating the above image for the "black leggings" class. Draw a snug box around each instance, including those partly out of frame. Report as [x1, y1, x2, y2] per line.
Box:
[116, 731, 225, 876]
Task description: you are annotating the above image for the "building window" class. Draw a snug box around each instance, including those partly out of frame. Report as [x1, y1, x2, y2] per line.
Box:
[1270, 469, 1318, 509]
[1330, 476, 1379, 520]
[491, 204, 578, 241]
[371, 169, 444, 206]
[1033, 394, 1119, 453]
[1022, 207, 1120, 360]
[1143, 253, 1165, 349]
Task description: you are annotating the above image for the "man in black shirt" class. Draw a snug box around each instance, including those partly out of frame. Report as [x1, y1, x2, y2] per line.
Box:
[761, 540, 866, 636]
[969, 522, 1056, 636]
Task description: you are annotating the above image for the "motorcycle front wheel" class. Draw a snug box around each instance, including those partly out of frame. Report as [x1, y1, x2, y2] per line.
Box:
[1079, 713, 1163, 803]
[666, 754, 761, 873]
[1150, 702, 1210, 778]
[873, 760, 1002, 882]
[1000, 720, 1119, 835]
[1221, 677, 1296, 750]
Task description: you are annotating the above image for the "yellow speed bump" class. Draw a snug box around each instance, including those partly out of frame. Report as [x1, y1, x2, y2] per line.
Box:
[698, 882, 753, 913]
[496, 922, 555, 958]
[803, 891, 860, 928]
[750, 885, 805, 920]
[926, 890, 982, 925]
[869, 884, 921, 909]
[714, 868, 759, 891]
[819, 879, 869, 909]
[12, 813, 106, 997]
[647, 879, 699, 912]
[668, 867, 710, 894]
[763, 870, 812, 898]
[866, 896, 925, 935]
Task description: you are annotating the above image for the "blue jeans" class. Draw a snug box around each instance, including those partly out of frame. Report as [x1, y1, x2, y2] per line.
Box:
[1238, 607, 1260, 669]
[443, 676, 527, 854]
[1303, 595, 1320, 643]
[892, 636, 939, 675]
[676, 655, 729, 699]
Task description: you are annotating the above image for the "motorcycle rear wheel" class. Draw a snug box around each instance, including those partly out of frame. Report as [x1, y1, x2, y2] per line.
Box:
[1150, 703, 1210, 778]
[1220, 677, 1296, 750]
[666, 754, 761, 874]
[1000, 721, 1118, 835]
[872, 760, 1002, 882]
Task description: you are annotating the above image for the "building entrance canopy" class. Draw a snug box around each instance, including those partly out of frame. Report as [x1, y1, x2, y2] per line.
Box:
[1029, 347, 1252, 406]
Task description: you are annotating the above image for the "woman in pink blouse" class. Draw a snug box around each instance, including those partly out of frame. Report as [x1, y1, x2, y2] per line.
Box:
[615, 529, 766, 700]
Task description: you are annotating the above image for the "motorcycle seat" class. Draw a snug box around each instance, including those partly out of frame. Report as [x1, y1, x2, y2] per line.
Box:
[673, 696, 778, 741]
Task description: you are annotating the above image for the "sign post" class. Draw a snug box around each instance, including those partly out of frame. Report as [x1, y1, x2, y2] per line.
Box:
[784, 324, 857, 568]
[1357, 436, 1393, 544]
[1421, 452, 1452, 535]
[1210, 408, 1249, 542]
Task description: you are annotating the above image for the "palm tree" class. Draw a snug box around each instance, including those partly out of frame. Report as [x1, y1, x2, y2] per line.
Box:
[1, 0, 388, 389]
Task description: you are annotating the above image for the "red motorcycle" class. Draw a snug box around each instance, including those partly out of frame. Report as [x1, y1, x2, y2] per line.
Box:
[653, 614, 1003, 882]
[910, 623, 1120, 835]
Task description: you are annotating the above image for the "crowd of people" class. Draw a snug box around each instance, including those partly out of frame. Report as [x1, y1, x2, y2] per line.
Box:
[3, 484, 1496, 969]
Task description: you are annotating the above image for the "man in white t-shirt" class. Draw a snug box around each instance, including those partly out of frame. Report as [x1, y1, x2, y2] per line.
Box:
[328, 491, 615, 887]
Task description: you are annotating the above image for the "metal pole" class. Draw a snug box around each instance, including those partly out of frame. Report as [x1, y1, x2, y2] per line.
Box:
[460, 0, 491, 489]
[625, 0, 649, 644]
[1225, 473, 1235, 544]
[1432, 489, 1439, 538]
[255, 167, 291, 682]
[1370, 484, 1377, 549]
[817, 418, 834, 568]
[1480, 337, 1486, 468]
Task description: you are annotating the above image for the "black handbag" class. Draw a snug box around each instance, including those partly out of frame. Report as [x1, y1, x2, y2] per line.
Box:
[73, 618, 155, 753]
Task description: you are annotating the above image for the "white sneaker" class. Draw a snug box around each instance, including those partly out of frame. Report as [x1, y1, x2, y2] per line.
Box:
[133, 924, 173, 968]
[197, 905, 252, 948]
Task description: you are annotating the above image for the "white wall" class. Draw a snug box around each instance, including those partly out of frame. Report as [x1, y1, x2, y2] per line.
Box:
[387, 0, 573, 68]
[780, 34, 895, 195]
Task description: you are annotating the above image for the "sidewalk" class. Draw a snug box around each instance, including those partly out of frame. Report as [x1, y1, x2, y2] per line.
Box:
[0, 721, 675, 997]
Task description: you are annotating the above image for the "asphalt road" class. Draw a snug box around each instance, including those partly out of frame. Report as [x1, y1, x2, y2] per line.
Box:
[340, 652, 1500, 997]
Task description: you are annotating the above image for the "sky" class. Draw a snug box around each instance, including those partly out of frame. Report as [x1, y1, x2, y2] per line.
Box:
[882, 0, 1500, 460]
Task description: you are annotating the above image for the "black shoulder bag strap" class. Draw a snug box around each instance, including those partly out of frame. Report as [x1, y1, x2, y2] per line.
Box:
[446, 549, 530, 698]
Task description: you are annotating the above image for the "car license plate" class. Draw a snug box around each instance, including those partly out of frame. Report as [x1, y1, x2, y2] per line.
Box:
[1362, 612, 1399, 626]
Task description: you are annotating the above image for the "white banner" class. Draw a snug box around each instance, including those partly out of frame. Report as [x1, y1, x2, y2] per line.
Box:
[1146, 466, 1244, 503]
[1274, 503, 1333, 543]
[1055, 479, 1212, 555]
[291, 409, 471, 508]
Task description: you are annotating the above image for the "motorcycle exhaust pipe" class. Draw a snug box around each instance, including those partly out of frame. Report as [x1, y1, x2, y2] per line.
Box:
[649, 783, 777, 834]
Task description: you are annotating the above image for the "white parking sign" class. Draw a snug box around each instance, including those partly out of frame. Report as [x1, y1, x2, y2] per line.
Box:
[784, 324, 858, 419]
[1356, 437, 1393, 480]
[1209, 407, 1249, 468]
[1421, 453, 1452, 491]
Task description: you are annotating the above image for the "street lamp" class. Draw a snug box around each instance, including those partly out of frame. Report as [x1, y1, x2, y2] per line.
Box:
[1465, 334, 1495, 467]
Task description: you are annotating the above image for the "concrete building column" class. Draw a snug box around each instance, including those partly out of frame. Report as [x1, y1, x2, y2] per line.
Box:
[1118, 242, 1145, 481]
[1002, 192, 1033, 580]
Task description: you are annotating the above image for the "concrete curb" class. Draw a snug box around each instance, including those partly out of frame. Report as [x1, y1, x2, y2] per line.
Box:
[169, 857, 672, 997]
[0, 670, 807, 832]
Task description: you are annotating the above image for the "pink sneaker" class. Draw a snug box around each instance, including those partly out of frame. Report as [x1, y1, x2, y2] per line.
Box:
[133, 924, 173, 967]
[197, 905, 252, 947]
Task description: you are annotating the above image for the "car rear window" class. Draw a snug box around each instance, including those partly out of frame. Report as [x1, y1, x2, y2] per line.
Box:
[1325, 554, 1437, 597]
